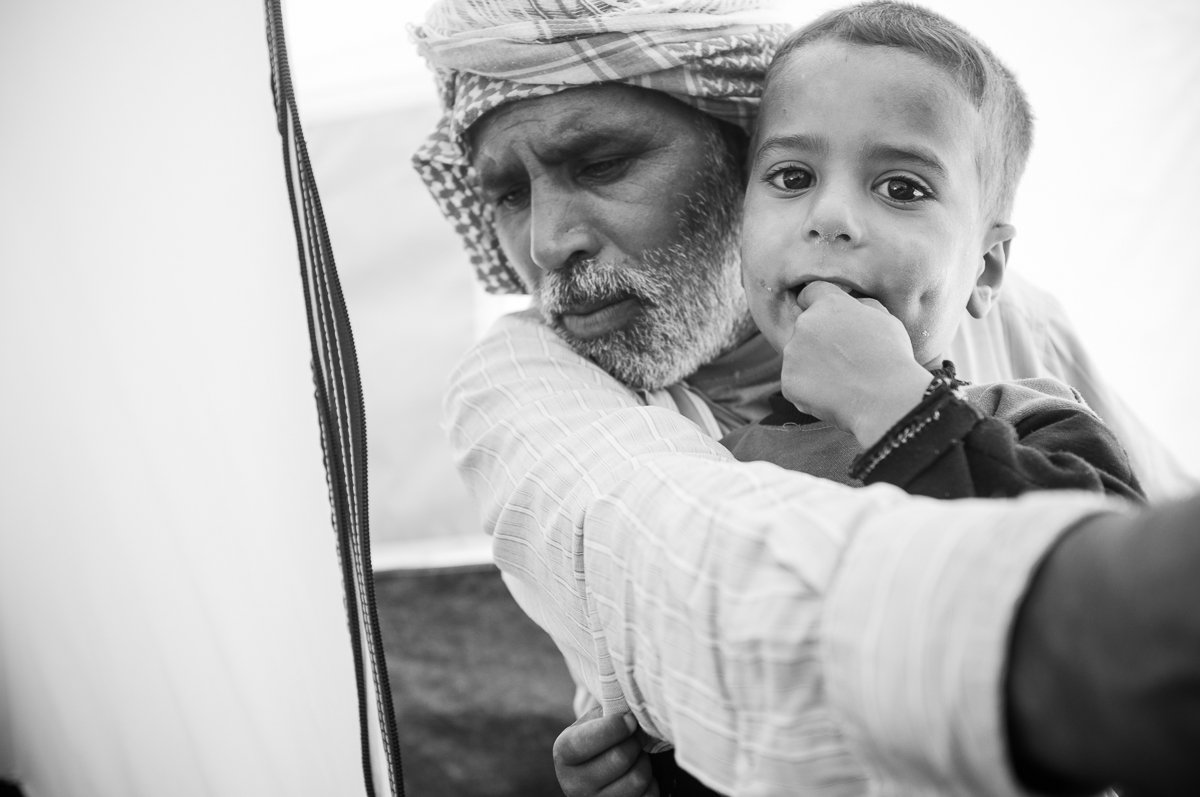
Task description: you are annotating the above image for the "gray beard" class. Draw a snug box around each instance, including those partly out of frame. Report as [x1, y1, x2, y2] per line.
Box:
[531, 142, 750, 391]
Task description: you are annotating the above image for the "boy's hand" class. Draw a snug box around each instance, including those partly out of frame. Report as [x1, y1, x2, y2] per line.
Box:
[553, 706, 659, 797]
[782, 280, 933, 449]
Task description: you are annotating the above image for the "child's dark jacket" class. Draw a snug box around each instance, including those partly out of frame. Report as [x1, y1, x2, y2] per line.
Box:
[722, 373, 1144, 503]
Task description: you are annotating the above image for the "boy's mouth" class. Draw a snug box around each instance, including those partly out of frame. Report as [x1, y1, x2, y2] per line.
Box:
[789, 280, 872, 303]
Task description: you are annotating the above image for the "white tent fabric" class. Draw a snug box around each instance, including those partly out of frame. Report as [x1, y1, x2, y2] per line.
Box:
[0, 1, 369, 794]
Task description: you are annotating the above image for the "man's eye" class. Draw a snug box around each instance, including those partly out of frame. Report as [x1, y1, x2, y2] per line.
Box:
[580, 158, 628, 180]
[767, 167, 814, 192]
[875, 177, 930, 202]
[495, 185, 529, 209]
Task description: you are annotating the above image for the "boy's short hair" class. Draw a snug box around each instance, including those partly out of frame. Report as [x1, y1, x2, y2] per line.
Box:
[766, 1, 1033, 223]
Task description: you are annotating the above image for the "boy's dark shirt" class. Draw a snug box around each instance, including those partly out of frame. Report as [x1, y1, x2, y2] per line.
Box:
[722, 367, 1144, 503]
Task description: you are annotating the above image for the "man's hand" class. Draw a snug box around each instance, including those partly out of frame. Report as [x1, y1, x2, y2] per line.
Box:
[782, 281, 933, 448]
[1007, 494, 1200, 796]
[553, 706, 659, 797]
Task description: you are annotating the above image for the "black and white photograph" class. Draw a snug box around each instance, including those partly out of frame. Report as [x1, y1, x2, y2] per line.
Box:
[2, 1, 1199, 795]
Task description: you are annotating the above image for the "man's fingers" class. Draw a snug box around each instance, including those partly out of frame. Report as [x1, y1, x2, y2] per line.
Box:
[570, 736, 644, 795]
[593, 750, 656, 797]
[643, 763, 661, 797]
[554, 711, 638, 766]
[576, 704, 605, 724]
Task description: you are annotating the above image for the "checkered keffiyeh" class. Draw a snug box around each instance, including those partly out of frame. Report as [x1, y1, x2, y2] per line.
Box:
[411, 0, 789, 294]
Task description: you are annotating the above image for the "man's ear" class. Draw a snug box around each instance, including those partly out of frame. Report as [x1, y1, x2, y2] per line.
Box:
[968, 222, 1015, 319]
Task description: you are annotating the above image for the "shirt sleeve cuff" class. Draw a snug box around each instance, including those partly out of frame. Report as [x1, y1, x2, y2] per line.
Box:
[819, 488, 1120, 796]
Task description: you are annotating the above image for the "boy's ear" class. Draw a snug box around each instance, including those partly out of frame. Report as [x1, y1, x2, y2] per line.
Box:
[968, 222, 1015, 319]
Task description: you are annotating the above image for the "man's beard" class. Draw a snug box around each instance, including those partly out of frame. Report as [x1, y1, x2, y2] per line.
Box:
[531, 135, 751, 391]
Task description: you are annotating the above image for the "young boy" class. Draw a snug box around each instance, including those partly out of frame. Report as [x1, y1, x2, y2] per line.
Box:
[722, 7, 1143, 502]
[555, 2, 1142, 795]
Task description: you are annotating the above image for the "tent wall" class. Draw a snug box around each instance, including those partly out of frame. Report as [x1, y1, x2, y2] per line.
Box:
[0, 2, 364, 794]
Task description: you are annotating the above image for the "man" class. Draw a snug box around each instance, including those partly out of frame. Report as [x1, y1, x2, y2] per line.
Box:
[414, 1, 1200, 794]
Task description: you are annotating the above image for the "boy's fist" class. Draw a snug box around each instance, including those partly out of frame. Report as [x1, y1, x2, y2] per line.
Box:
[783, 280, 932, 449]
[553, 707, 659, 797]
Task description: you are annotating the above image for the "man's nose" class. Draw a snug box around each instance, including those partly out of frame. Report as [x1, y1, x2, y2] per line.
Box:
[805, 184, 862, 245]
[528, 187, 601, 272]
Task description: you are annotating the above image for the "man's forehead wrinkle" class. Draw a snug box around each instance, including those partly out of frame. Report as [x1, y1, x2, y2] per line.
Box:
[469, 107, 540, 173]
[471, 94, 660, 172]
[473, 150, 521, 195]
[538, 124, 649, 163]
[474, 126, 652, 185]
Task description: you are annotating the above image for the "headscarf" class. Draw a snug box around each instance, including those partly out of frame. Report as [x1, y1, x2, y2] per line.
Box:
[411, 0, 789, 293]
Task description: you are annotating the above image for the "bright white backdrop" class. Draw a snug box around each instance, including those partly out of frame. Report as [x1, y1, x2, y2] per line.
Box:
[0, 1, 368, 794]
[286, 0, 1200, 553]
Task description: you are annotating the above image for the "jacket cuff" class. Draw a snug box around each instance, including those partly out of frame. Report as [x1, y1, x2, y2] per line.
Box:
[850, 387, 981, 486]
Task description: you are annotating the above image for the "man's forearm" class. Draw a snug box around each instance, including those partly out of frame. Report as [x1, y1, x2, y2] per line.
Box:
[448, 316, 1129, 795]
[1008, 494, 1200, 796]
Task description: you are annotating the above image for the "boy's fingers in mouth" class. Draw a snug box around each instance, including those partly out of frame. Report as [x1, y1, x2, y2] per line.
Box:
[793, 279, 871, 309]
[855, 296, 890, 314]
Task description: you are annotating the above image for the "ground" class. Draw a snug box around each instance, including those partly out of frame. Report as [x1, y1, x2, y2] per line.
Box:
[377, 566, 577, 797]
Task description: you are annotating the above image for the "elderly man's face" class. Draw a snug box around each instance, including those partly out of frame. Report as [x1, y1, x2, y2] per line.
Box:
[469, 84, 751, 390]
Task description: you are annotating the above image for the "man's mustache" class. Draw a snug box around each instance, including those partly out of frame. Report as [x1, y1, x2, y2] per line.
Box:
[535, 257, 667, 318]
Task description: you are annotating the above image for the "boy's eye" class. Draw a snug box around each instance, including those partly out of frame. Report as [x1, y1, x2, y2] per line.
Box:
[767, 167, 814, 192]
[875, 177, 929, 202]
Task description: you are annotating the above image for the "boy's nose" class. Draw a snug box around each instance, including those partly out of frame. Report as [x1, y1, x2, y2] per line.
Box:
[808, 227, 853, 244]
[805, 186, 862, 245]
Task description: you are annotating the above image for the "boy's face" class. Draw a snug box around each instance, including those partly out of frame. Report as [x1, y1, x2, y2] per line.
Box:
[743, 41, 1008, 367]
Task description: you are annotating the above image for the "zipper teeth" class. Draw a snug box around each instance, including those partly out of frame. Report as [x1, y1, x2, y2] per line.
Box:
[264, 2, 403, 794]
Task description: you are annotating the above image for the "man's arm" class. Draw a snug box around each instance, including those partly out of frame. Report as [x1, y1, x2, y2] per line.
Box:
[446, 314, 867, 791]
[446, 313, 1183, 795]
[1008, 494, 1200, 796]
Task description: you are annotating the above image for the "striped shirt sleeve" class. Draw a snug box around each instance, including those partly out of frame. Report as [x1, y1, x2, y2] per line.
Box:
[444, 313, 1118, 796]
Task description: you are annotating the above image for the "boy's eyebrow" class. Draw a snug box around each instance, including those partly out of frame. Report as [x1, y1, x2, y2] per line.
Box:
[864, 143, 949, 182]
[752, 133, 829, 166]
